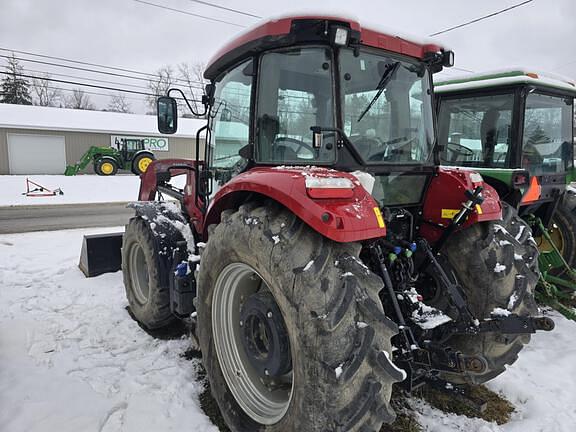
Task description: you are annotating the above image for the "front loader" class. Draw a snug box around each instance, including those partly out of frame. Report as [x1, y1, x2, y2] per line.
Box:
[117, 17, 553, 432]
[435, 70, 576, 319]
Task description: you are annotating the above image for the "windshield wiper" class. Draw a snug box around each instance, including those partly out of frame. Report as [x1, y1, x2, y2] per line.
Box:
[357, 62, 401, 122]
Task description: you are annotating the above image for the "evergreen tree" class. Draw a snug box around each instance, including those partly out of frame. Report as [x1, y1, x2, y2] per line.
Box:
[0, 53, 32, 105]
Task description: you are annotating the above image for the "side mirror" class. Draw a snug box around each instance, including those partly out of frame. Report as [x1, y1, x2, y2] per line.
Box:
[157, 96, 178, 134]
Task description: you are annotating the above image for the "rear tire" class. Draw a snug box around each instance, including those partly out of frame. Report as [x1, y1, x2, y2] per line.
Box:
[122, 217, 175, 329]
[132, 152, 155, 176]
[197, 202, 402, 432]
[95, 157, 118, 176]
[535, 190, 576, 277]
[440, 203, 539, 384]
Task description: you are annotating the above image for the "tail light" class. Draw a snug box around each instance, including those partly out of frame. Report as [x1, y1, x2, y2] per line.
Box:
[305, 177, 355, 199]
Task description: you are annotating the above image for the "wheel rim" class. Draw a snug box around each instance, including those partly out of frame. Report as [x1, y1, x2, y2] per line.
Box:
[535, 220, 565, 255]
[128, 242, 150, 304]
[138, 157, 153, 173]
[212, 263, 293, 425]
[101, 162, 114, 175]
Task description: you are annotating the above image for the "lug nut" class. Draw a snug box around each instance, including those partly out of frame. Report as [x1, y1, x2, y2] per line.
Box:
[239, 320, 244, 327]
[264, 369, 270, 376]
[267, 311, 273, 318]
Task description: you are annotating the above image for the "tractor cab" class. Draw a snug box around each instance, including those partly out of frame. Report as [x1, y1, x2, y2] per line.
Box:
[158, 16, 454, 212]
[116, 137, 146, 162]
[435, 70, 576, 217]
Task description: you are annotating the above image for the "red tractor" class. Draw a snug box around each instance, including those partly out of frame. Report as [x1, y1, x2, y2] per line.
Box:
[121, 16, 553, 432]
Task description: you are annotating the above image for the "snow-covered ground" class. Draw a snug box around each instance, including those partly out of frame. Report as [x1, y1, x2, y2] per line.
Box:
[1, 228, 575, 432]
[0, 228, 215, 432]
[0, 175, 142, 206]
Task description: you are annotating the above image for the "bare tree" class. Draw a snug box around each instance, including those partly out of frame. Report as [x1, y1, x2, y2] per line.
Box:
[178, 61, 208, 118]
[65, 88, 96, 110]
[107, 92, 132, 113]
[147, 66, 174, 113]
[32, 73, 62, 107]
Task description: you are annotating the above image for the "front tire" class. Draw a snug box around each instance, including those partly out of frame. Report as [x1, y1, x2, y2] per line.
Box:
[122, 218, 175, 329]
[440, 203, 539, 384]
[95, 157, 119, 176]
[197, 202, 403, 432]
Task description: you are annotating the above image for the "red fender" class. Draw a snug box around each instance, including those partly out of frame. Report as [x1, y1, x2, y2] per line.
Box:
[204, 167, 386, 243]
[419, 167, 502, 243]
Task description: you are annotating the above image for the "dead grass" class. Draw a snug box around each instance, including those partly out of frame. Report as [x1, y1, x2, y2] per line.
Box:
[420, 383, 514, 425]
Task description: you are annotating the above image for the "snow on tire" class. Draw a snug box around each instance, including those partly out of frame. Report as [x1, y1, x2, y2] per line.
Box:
[440, 202, 539, 384]
[197, 201, 403, 432]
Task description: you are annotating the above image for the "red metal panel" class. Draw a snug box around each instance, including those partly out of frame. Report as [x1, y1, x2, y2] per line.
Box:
[204, 167, 387, 243]
[419, 167, 502, 243]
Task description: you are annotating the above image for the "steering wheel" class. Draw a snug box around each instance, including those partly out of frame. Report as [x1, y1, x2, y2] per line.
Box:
[368, 136, 418, 161]
[273, 137, 316, 159]
[445, 141, 474, 163]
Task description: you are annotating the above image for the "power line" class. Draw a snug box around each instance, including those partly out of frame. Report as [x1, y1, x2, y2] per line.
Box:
[429, 0, 534, 36]
[0, 70, 202, 102]
[183, 0, 261, 19]
[0, 54, 205, 89]
[132, 0, 246, 27]
[0, 48, 205, 87]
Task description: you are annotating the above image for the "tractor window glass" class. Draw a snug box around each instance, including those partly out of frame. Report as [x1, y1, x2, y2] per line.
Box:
[255, 48, 336, 164]
[437, 93, 514, 167]
[209, 59, 252, 176]
[340, 49, 434, 164]
[522, 93, 573, 175]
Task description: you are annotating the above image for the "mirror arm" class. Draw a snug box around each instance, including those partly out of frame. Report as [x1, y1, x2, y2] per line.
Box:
[167, 87, 209, 117]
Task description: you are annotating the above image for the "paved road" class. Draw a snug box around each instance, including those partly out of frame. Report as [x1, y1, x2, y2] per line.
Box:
[0, 202, 134, 234]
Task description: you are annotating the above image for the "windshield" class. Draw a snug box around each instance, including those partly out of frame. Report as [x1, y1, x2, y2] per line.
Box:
[340, 49, 434, 164]
[522, 92, 573, 174]
[437, 93, 514, 167]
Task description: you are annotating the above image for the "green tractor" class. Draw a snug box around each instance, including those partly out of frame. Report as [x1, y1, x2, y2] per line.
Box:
[65, 137, 155, 176]
[435, 69, 576, 318]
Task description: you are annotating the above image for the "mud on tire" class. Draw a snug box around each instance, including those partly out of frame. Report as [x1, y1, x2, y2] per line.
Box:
[440, 203, 539, 384]
[122, 217, 175, 329]
[197, 201, 403, 432]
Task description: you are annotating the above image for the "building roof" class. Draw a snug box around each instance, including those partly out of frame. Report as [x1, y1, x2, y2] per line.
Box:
[435, 69, 576, 95]
[0, 103, 205, 138]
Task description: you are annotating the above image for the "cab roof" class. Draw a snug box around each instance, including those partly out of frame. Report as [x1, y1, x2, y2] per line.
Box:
[435, 68, 576, 96]
[205, 15, 444, 80]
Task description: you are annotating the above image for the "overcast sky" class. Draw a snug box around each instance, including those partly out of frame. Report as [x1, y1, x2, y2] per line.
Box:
[1, 0, 575, 113]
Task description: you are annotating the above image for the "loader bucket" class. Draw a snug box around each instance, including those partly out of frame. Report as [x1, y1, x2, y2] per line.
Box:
[64, 165, 78, 176]
[79, 232, 123, 277]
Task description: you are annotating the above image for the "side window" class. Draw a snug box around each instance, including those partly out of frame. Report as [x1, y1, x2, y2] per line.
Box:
[522, 93, 573, 174]
[256, 48, 336, 164]
[438, 94, 514, 167]
[210, 60, 253, 171]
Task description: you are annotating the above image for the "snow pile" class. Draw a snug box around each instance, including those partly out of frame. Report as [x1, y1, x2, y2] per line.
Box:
[0, 228, 216, 432]
[0, 175, 142, 206]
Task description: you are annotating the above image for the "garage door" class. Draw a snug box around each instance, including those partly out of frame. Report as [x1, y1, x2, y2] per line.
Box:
[8, 134, 66, 174]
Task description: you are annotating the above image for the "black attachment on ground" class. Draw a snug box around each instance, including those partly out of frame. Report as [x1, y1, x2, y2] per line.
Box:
[78, 232, 123, 277]
[170, 241, 197, 317]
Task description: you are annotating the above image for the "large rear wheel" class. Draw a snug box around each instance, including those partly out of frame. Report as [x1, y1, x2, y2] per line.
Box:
[438, 203, 539, 384]
[197, 202, 403, 432]
[534, 190, 576, 277]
